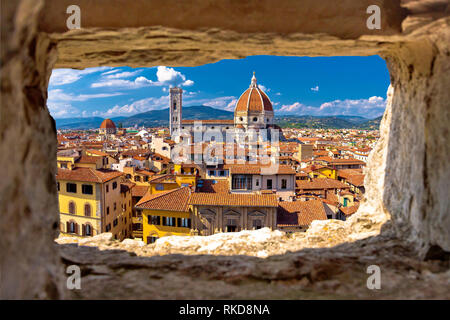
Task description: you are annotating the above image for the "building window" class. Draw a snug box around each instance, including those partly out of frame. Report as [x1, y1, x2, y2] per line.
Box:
[156, 184, 164, 191]
[84, 203, 91, 217]
[67, 221, 77, 234]
[66, 183, 77, 193]
[177, 218, 191, 228]
[239, 117, 243, 122]
[162, 217, 175, 226]
[148, 215, 160, 225]
[147, 236, 158, 244]
[226, 219, 237, 232]
[112, 181, 117, 189]
[267, 179, 273, 189]
[82, 224, 92, 236]
[253, 117, 258, 122]
[134, 176, 141, 182]
[113, 219, 118, 227]
[114, 202, 117, 211]
[106, 206, 110, 215]
[126, 174, 131, 179]
[256, 179, 259, 187]
[105, 224, 111, 232]
[106, 184, 109, 192]
[82, 184, 93, 195]
[57, 182, 60, 191]
[68, 201, 76, 215]
[253, 219, 262, 230]
[85, 224, 92, 236]
[232, 175, 252, 190]
[281, 179, 287, 189]
[208, 170, 215, 176]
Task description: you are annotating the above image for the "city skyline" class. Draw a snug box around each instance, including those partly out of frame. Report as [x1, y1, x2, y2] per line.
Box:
[48, 55, 390, 120]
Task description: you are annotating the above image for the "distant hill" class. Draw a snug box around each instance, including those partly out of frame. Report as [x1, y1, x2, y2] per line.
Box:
[54, 106, 234, 129]
[55, 116, 126, 129]
[54, 106, 382, 130]
[275, 115, 381, 129]
[355, 116, 383, 130]
[120, 105, 234, 127]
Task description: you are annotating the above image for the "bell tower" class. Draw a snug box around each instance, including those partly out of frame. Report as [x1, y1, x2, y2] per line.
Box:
[169, 87, 182, 139]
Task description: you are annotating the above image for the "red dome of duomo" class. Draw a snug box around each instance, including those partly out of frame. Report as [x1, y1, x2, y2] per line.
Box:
[100, 118, 116, 129]
[235, 72, 273, 114]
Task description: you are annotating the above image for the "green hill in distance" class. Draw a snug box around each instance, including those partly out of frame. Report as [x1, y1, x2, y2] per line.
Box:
[54, 106, 382, 130]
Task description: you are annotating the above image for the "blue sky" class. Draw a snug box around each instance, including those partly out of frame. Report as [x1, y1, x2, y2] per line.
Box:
[48, 55, 390, 119]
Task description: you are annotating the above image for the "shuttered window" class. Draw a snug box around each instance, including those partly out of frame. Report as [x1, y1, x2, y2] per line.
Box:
[66, 183, 77, 193]
[68, 202, 76, 215]
[84, 203, 91, 216]
[82, 184, 93, 195]
[162, 217, 175, 226]
[148, 215, 160, 225]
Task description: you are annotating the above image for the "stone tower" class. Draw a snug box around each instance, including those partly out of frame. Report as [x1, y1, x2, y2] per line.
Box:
[169, 87, 182, 138]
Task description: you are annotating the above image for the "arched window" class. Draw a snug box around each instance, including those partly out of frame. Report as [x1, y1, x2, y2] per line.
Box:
[68, 201, 76, 215]
[66, 221, 78, 234]
[85, 224, 92, 236]
[253, 117, 258, 122]
[84, 203, 91, 217]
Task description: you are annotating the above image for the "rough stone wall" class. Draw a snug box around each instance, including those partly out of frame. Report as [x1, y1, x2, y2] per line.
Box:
[0, 0, 62, 299]
[0, 0, 449, 299]
[382, 24, 450, 256]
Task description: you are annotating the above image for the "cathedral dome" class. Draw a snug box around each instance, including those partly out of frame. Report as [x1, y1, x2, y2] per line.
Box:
[100, 118, 116, 130]
[235, 72, 273, 114]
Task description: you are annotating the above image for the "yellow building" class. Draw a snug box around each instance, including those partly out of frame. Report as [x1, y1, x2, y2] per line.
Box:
[123, 166, 155, 185]
[136, 187, 192, 244]
[56, 166, 127, 240]
[312, 166, 338, 180]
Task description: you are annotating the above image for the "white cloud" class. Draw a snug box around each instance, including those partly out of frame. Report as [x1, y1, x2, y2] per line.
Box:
[278, 96, 386, 118]
[49, 67, 111, 86]
[91, 66, 194, 89]
[48, 89, 123, 102]
[156, 66, 194, 87]
[258, 84, 270, 92]
[311, 85, 319, 92]
[103, 95, 169, 117]
[103, 70, 142, 79]
[47, 102, 80, 118]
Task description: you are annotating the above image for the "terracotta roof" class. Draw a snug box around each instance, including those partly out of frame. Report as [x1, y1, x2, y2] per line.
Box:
[100, 118, 116, 129]
[189, 193, 278, 207]
[277, 200, 328, 226]
[235, 86, 273, 113]
[149, 174, 177, 183]
[225, 164, 296, 175]
[197, 180, 229, 193]
[135, 187, 190, 212]
[87, 149, 109, 157]
[131, 185, 149, 197]
[340, 203, 360, 216]
[75, 155, 99, 164]
[296, 178, 349, 190]
[56, 168, 122, 183]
